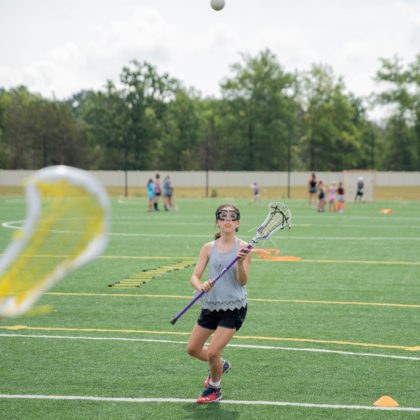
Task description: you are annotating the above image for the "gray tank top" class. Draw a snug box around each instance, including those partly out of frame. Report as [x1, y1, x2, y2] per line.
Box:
[199, 238, 247, 311]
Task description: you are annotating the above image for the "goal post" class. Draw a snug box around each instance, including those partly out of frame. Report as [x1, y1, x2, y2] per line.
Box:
[342, 170, 376, 202]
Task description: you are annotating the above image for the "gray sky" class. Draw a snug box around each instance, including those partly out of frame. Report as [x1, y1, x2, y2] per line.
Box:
[1, 0, 419, 119]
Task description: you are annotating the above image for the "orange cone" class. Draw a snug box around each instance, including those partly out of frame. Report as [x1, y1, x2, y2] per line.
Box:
[373, 396, 399, 407]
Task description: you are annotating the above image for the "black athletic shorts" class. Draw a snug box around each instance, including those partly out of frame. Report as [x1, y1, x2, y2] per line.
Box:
[197, 305, 247, 331]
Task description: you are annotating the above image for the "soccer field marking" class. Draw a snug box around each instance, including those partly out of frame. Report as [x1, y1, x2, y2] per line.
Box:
[45, 292, 420, 308]
[0, 394, 419, 412]
[1, 333, 420, 361]
[298, 259, 420, 265]
[101, 255, 420, 266]
[294, 223, 420, 230]
[1, 325, 418, 351]
[113, 233, 420, 241]
[234, 334, 420, 352]
[295, 214, 420, 222]
[57, 218, 420, 230]
[3, 220, 420, 241]
[1, 254, 418, 266]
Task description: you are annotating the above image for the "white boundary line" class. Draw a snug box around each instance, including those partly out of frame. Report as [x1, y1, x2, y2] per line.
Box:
[3, 220, 420, 240]
[1, 334, 419, 361]
[0, 394, 419, 411]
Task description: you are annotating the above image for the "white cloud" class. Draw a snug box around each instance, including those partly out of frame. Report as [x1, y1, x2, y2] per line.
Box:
[1, 0, 418, 117]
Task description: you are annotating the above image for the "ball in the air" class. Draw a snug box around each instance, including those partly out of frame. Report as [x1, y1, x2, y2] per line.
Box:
[211, 0, 225, 11]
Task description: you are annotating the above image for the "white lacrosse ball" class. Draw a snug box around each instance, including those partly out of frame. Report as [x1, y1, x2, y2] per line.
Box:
[210, 0, 225, 11]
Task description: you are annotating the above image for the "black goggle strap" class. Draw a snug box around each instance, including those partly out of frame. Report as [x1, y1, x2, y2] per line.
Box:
[216, 209, 240, 221]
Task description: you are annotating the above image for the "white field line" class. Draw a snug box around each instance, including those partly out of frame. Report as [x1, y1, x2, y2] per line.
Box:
[3, 212, 420, 222]
[112, 233, 419, 240]
[101, 233, 420, 241]
[3, 219, 420, 240]
[5, 220, 418, 241]
[85, 214, 420, 222]
[1, 334, 419, 361]
[0, 394, 419, 411]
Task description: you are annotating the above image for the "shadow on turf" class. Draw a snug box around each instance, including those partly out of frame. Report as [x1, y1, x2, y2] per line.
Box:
[183, 403, 239, 419]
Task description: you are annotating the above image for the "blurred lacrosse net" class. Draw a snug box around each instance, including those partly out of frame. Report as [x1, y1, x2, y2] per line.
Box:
[0, 166, 110, 317]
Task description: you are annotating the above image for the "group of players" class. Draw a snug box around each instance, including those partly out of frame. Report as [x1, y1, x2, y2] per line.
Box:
[308, 172, 364, 213]
[308, 172, 365, 212]
[147, 173, 176, 212]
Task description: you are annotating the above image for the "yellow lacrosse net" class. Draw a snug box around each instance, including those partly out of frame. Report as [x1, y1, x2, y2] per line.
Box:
[0, 166, 109, 317]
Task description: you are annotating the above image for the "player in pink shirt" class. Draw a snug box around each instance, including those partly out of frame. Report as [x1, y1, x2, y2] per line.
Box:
[328, 181, 337, 212]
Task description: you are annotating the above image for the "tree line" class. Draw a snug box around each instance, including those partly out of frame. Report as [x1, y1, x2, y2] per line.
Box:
[0, 49, 419, 172]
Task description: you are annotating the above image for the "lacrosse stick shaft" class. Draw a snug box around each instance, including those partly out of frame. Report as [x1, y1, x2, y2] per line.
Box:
[170, 242, 254, 325]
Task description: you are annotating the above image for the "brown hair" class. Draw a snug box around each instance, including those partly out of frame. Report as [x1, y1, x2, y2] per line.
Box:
[214, 203, 240, 240]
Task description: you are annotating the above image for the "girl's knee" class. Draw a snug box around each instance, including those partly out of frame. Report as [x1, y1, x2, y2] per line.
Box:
[186, 343, 200, 358]
[207, 348, 221, 361]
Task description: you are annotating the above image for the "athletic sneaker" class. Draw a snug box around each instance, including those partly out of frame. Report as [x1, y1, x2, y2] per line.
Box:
[204, 359, 231, 388]
[196, 385, 222, 404]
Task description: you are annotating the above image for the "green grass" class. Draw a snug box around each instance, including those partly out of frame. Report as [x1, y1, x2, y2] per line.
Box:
[0, 197, 419, 419]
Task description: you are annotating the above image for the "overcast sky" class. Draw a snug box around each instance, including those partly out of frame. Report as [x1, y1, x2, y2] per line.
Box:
[1, 0, 419, 119]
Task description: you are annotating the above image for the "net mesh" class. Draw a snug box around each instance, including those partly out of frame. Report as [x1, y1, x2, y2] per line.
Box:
[0, 178, 107, 315]
[257, 203, 291, 238]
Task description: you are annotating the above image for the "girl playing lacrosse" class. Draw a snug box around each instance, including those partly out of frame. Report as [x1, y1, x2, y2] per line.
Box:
[147, 179, 155, 212]
[308, 172, 318, 208]
[328, 181, 337, 212]
[186, 204, 252, 403]
[248, 182, 262, 206]
[317, 180, 326, 212]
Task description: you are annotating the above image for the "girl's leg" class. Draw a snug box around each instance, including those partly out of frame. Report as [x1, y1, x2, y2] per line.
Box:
[186, 323, 214, 362]
[207, 326, 237, 383]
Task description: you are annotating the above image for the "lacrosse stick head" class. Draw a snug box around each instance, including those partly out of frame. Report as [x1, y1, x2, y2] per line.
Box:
[255, 202, 292, 240]
[0, 165, 110, 318]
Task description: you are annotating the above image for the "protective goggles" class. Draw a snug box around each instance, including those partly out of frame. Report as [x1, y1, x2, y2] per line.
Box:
[216, 209, 240, 221]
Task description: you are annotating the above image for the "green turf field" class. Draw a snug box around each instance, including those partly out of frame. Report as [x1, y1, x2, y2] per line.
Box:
[0, 197, 419, 419]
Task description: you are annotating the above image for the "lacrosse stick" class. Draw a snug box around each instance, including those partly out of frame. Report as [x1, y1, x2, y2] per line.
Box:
[170, 202, 291, 325]
[0, 165, 110, 318]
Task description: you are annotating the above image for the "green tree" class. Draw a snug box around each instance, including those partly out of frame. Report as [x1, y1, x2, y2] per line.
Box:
[159, 88, 203, 170]
[74, 60, 180, 170]
[297, 64, 364, 171]
[219, 49, 297, 170]
[373, 54, 420, 170]
[120, 60, 179, 169]
[0, 86, 35, 168]
[0, 86, 88, 169]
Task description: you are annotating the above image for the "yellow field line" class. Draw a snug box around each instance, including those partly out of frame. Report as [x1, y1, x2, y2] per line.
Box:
[102, 256, 419, 265]
[0, 325, 418, 351]
[249, 298, 420, 308]
[45, 292, 420, 308]
[99, 256, 420, 265]
[4, 254, 419, 265]
[232, 334, 420, 352]
[101, 256, 197, 260]
[0, 325, 188, 337]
